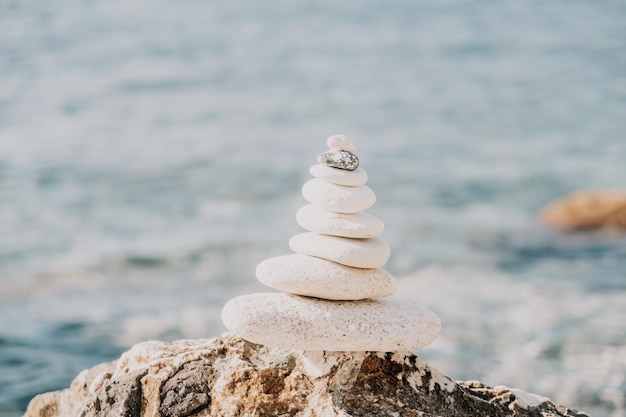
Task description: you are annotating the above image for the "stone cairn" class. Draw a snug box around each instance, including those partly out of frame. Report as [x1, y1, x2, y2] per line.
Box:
[222, 136, 440, 351]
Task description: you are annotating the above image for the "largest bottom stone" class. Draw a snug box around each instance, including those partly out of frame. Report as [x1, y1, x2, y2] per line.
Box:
[221, 292, 441, 351]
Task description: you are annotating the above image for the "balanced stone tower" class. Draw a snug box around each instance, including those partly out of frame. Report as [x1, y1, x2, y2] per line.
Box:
[222, 136, 440, 351]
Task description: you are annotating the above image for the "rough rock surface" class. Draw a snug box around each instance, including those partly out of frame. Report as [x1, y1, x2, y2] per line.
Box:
[542, 189, 626, 230]
[24, 334, 588, 417]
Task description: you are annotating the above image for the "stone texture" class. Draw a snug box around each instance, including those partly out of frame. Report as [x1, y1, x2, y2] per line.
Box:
[296, 204, 384, 238]
[23, 361, 116, 417]
[221, 293, 441, 351]
[23, 334, 589, 417]
[542, 189, 626, 230]
[289, 232, 390, 268]
[80, 368, 146, 417]
[309, 164, 368, 186]
[302, 178, 376, 213]
[317, 150, 360, 171]
[256, 254, 396, 300]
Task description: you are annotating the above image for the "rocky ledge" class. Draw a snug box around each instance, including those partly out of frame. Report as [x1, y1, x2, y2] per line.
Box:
[24, 334, 588, 417]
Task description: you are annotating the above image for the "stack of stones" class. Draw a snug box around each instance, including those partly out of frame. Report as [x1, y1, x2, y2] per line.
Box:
[222, 136, 440, 351]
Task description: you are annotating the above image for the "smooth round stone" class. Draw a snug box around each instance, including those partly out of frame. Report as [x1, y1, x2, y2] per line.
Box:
[309, 164, 368, 187]
[221, 292, 441, 351]
[327, 135, 357, 152]
[302, 178, 376, 214]
[289, 232, 390, 268]
[256, 254, 396, 300]
[296, 204, 384, 238]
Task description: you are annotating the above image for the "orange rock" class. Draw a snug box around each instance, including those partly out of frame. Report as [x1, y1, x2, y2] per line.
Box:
[541, 190, 626, 230]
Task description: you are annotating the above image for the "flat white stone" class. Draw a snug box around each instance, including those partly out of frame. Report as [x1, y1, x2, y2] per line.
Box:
[289, 232, 390, 268]
[302, 178, 376, 214]
[296, 204, 384, 238]
[309, 164, 368, 186]
[327, 135, 357, 152]
[256, 254, 396, 300]
[221, 292, 441, 351]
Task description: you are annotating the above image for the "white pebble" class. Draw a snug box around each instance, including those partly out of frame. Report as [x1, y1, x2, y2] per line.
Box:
[289, 232, 390, 268]
[221, 293, 441, 351]
[327, 135, 357, 152]
[309, 164, 368, 187]
[302, 178, 376, 214]
[296, 204, 384, 238]
[256, 254, 396, 300]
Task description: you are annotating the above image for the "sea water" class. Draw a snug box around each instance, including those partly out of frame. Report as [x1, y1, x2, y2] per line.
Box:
[1, 1, 625, 416]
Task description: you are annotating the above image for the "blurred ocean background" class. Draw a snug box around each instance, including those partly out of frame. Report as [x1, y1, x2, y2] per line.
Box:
[1, 1, 625, 416]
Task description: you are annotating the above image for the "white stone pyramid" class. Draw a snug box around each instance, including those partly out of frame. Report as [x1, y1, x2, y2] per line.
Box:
[221, 136, 440, 351]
